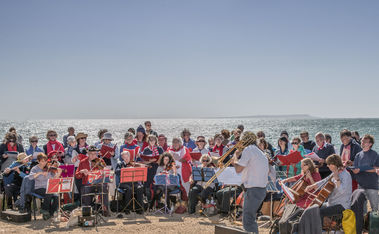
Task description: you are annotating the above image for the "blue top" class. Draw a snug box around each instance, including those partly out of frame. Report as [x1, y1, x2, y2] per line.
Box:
[26, 145, 44, 162]
[315, 169, 352, 209]
[354, 149, 379, 190]
[183, 138, 196, 150]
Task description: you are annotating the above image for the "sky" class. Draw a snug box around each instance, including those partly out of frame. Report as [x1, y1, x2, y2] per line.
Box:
[1, 0, 378, 119]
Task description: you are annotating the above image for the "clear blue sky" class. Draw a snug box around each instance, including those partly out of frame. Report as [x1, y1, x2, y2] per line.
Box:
[1, 1, 378, 119]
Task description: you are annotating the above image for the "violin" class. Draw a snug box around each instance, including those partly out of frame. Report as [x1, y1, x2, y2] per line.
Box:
[43, 160, 59, 173]
[91, 158, 106, 170]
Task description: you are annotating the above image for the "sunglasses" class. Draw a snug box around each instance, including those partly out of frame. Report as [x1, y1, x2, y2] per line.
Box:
[291, 142, 299, 145]
[49, 134, 57, 137]
[9, 140, 15, 142]
[202, 160, 210, 162]
[31, 141, 38, 143]
[197, 140, 206, 143]
[79, 137, 86, 140]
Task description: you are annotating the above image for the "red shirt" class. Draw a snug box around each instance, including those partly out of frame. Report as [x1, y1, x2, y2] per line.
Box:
[75, 157, 105, 185]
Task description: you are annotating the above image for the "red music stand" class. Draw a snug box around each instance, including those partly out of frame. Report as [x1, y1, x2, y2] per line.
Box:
[119, 167, 147, 213]
[46, 177, 74, 221]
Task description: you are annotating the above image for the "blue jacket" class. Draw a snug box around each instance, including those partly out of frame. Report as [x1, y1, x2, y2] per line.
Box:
[26, 145, 44, 157]
[183, 139, 196, 150]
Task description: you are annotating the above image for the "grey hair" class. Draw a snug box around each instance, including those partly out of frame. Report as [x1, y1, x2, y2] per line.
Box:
[172, 137, 183, 145]
[315, 132, 325, 139]
[124, 132, 134, 139]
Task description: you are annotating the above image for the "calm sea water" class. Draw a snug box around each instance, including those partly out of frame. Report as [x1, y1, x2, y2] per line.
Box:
[1, 118, 378, 152]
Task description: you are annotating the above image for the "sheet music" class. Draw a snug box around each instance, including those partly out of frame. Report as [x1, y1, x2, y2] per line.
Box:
[61, 178, 72, 191]
[281, 182, 295, 202]
[215, 167, 242, 185]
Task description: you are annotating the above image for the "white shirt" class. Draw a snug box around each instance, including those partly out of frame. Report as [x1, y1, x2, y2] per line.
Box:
[237, 144, 269, 188]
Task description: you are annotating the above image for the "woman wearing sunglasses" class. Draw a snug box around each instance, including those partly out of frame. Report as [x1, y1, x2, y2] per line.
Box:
[288, 137, 307, 177]
[188, 154, 215, 214]
[0, 132, 25, 172]
[43, 130, 64, 156]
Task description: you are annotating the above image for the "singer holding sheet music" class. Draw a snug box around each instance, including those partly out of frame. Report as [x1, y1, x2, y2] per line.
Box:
[232, 131, 268, 233]
[351, 134, 379, 212]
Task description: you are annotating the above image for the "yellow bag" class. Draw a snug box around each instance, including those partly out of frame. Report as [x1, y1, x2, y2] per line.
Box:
[342, 209, 356, 234]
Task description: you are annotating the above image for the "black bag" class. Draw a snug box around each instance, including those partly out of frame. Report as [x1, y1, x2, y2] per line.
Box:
[278, 204, 304, 234]
[0, 210, 31, 223]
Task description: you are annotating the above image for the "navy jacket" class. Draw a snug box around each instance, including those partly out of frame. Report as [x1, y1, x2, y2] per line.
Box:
[339, 139, 362, 162]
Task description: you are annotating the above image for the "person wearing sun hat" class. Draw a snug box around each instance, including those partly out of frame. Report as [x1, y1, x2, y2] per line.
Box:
[192, 136, 209, 167]
[98, 132, 119, 168]
[3, 152, 30, 209]
[76, 145, 109, 216]
[98, 132, 119, 199]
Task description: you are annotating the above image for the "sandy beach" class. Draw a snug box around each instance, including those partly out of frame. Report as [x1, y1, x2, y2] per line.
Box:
[0, 211, 272, 234]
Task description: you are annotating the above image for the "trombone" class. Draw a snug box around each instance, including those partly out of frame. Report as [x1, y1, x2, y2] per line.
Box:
[204, 132, 257, 189]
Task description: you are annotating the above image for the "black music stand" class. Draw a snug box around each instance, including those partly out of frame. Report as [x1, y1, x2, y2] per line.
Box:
[119, 167, 147, 216]
[82, 171, 111, 227]
[153, 174, 180, 215]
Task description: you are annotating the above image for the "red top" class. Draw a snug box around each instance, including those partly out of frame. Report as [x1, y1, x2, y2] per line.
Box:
[75, 157, 105, 185]
[168, 146, 192, 183]
[293, 171, 322, 208]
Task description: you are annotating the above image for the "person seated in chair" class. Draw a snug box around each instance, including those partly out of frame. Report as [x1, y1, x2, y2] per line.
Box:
[305, 154, 352, 225]
[151, 152, 178, 211]
[3, 153, 30, 210]
[29, 153, 61, 219]
[75, 145, 109, 216]
[115, 150, 145, 214]
[188, 154, 215, 214]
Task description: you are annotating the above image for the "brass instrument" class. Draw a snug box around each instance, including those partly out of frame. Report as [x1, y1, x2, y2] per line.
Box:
[203, 132, 257, 189]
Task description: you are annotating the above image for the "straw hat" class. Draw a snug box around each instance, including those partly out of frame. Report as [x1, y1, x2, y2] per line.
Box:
[75, 132, 88, 141]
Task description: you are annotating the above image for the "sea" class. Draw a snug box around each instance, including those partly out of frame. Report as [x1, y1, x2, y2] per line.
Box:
[1, 118, 378, 152]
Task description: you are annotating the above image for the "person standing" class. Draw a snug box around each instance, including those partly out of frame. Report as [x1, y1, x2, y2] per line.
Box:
[300, 131, 316, 152]
[312, 132, 336, 179]
[339, 129, 362, 166]
[181, 129, 196, 150]
[43, 130, 64, 155]
[144, 121, 158, 137]
[232, 131, 268, 233]
[8, 127, 23, 145]
[352, 134, 379, 212]
[63, 127, 75, 148]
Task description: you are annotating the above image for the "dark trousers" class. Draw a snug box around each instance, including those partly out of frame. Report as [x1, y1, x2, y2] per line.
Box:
[74, 173, 82, 203]
[81, 184, 109, 208]
[144, 163, 158, 202]
[188, 185, 214, 214]
[119, 182, 144, 211]
[319, 170, 331, 179]
[152, 185, 177, 209]
[215, 186, 242, 213]
[4, 183, 20, 209]
[34, 188, 58, 216]
[320, 204, 345, 224]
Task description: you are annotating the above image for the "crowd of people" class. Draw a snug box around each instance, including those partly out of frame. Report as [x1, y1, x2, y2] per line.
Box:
[0, 121, 378, 233]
